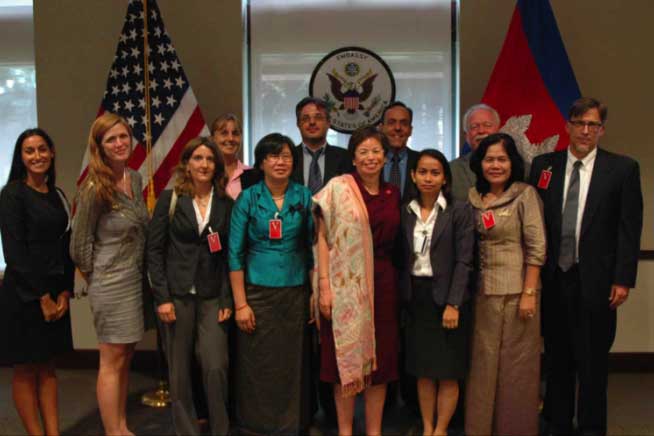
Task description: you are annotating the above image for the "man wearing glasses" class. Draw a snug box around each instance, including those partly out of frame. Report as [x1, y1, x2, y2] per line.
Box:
[450, 103, 501, 201]
[292, 96, 351, 428]
[530, 97, 643, 436]
[292, 97, 352, 194]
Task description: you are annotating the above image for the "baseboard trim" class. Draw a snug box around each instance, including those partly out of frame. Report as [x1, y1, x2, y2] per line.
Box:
[607, 352, 654, 372]
[4, 350, 653, 373]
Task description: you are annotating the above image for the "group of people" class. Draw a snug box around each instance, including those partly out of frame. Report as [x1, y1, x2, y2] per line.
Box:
[0, 95, 642, 436]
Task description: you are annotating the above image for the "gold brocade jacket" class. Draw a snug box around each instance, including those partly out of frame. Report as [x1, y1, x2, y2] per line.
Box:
[468, 181, 546, 295]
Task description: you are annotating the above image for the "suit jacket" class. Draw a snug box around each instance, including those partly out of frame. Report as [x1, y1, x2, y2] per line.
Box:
[450, 153, 475, 203]
[147, 189, 233, 308]
[529, 148, 643, 307]
[292, 143, 353, 188]
[399, 199, 475, 307]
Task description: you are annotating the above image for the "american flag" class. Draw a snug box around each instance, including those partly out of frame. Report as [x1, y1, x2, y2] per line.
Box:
[77, 0, 209, 197]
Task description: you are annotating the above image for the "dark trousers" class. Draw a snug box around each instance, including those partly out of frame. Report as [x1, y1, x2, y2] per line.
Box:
[166, 295, 230, 436]
[543, 266, 616, 436]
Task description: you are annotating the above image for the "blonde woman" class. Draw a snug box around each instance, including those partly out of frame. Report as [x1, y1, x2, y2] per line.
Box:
[71, 112, 149, 436]
[210, 113, 251, 200]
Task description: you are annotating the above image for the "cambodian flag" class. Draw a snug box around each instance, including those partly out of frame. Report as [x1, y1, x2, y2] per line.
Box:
[482, 0, 581, 161]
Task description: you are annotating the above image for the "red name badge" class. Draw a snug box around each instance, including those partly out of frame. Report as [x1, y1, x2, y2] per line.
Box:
[537, 169, 553, 189]
[269, 219, 282, 240]
[207, 232, 222, 253]
[481, 210, 496, 230]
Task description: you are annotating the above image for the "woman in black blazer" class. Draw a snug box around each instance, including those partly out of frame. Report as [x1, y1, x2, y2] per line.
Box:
[147, 136, 233, 436]
[0, 128, 73, 436]
[399, 149, 475, 436]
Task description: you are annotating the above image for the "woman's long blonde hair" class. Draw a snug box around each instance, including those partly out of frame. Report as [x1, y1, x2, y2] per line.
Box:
[173, 136, 227, 198]
[83, 112, 133, 209]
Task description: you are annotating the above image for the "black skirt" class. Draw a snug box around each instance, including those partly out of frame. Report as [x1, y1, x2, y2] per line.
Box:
[0, 284, 73, 365]
[405, 276, 470, 380]
[234, 283, 311, 435]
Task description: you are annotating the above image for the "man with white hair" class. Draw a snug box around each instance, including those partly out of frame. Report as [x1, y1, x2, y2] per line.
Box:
[450, 104, 501, 201]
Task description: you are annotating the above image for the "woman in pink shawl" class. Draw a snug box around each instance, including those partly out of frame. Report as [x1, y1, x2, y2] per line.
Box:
[312, 126, 400, 436]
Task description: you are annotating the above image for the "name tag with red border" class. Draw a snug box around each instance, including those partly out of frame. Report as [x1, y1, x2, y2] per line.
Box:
[207, 226, 222, 253]
[481, 210, 496, 230]
[537, 168, 553, 189]
[269, 219, 282, 239]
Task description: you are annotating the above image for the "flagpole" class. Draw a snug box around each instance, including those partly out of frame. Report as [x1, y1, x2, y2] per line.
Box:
[140, 0, 170, 410]
[142, 0, 156, 214]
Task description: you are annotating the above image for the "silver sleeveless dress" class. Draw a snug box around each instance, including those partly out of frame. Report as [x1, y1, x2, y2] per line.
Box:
[71, 170, 149, 344]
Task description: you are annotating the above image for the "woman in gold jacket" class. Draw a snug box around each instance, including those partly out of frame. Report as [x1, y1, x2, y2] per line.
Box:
[465, 133, 546, 436]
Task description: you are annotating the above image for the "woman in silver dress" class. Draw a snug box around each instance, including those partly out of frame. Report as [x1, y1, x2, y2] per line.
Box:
[71, 112, 149, 436]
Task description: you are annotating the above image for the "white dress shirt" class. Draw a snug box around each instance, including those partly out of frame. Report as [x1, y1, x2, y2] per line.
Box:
[562, 147, 596, 261]
[409, 193, 448, 277]
[189, 187, 213, 294]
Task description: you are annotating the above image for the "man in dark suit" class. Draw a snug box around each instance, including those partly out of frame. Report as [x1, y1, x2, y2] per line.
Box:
[529, 97, 643, 436]
[292, 97, 351, 427]
[379, 101, 419, 203]
[292, 97, 352, 193]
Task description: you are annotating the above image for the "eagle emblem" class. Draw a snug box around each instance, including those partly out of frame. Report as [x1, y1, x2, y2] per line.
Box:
[327, 69, 378, 114]
[309, 47, 395, 133]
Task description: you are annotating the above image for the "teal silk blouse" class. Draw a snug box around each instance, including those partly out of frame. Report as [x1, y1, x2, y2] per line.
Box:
[228, 180, 314, 287]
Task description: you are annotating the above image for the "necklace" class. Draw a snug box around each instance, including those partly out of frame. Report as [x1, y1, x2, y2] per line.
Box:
[195, 196, 210, 207]
[271, 194, 285, 200]
[117, 168, 129, 196]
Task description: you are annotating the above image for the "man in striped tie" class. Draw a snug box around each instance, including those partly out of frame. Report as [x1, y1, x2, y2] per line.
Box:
[292, 97, 352, 195]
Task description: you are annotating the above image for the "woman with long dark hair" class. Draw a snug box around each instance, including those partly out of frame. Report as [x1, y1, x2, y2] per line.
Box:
[0, 128, 73, 435]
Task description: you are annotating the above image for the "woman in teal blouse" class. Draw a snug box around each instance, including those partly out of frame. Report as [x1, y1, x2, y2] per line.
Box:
[228, 133, 314, 435]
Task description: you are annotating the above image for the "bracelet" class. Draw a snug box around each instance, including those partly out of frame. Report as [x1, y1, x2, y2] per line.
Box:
[319, 276, 329, 280]
[235, 303, 249, 311]
[523, 287, 537, 296]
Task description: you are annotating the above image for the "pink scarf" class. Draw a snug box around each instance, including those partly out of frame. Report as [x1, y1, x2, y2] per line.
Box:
[312, 174, 376, 396]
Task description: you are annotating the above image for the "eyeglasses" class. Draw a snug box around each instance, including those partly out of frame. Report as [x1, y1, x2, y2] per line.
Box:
[300, 114, 327, 124]
[266, 153, 293, 162]
[569, 120, 603, 132]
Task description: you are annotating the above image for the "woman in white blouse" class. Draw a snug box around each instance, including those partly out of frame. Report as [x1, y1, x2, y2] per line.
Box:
[147, 137, 234, 436]
[398, 149, 475, 436]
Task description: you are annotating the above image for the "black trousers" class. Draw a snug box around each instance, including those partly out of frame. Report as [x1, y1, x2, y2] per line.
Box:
[543, 266, 616, 436]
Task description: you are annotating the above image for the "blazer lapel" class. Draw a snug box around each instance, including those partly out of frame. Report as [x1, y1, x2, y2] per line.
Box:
[430, 205, 449, 249]
[204, 193, 223, 236]
[548, 152, 567, 240]
[179, 195, 200, 235]
[404, 206, 418, 255]
[324, 144, 337, 183]
[293, 145, 305, 185]
[580, 148, 611, 239]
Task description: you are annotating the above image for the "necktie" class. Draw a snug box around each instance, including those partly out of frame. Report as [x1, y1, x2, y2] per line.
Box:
[307, 147, 323, 194]
[389, 152, 402, 191]
[558, 160, 582, 271]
